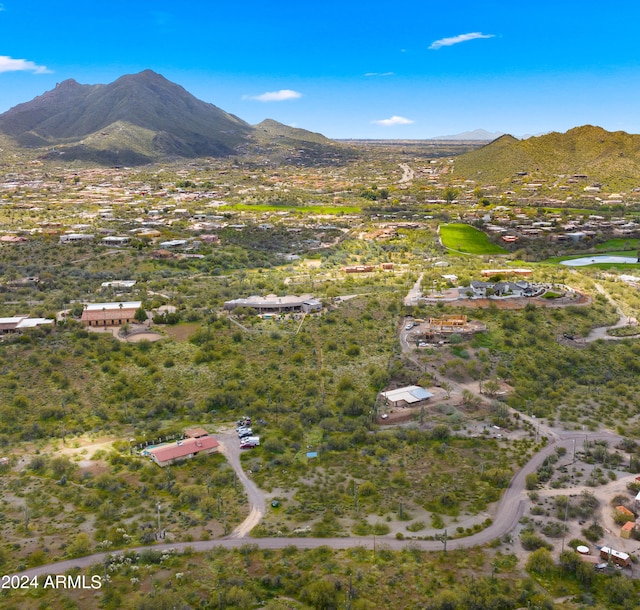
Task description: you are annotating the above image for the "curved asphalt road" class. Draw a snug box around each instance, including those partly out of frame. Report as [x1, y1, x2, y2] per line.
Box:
[9, 429, 622, 579]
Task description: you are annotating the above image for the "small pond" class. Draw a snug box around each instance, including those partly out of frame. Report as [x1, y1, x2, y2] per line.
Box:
[560, 255, 638, 267]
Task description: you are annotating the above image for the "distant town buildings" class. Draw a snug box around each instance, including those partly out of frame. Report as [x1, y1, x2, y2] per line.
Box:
[342, 263, 394, 273]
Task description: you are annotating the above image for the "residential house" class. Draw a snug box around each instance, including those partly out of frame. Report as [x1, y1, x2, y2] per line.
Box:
[80, 301, 142, 327]
[147, 436, 219, 467]
[0, 316, 54, 334]
[224, 294, 319, 314]
[59, 233, 95, 244]
[467, 279, 540, 299]
[100, 280, 137, 290]
[469, 281, 492, 297]
[380, 385, 434, 409]
[101, 236, 130, 247]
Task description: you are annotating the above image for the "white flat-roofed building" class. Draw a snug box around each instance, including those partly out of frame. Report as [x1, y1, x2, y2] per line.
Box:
[100, 280, 137, 290]
[0, 316, 54, 334]
[380, 385, 434, 408]
[159, 239, 188, 248]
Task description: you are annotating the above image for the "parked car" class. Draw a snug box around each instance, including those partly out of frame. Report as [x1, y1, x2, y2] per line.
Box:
[238, 428, 253, 438]
[405, 322, 414, 330]
[240, 436, 260, 448]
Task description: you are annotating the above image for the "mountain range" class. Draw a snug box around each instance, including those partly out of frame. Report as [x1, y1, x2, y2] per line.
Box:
[1, 71, 639, 182]
[453, 125, 640, 188]
[0, 70, 340, 165]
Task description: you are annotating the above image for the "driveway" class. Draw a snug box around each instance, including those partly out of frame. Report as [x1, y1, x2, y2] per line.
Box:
[216, 430, 266, 538]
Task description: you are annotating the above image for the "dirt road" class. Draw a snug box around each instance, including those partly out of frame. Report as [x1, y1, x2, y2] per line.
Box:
[216, 430, 266, 538]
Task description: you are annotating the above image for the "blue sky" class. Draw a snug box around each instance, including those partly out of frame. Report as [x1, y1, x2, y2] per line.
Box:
[2, 0, 640, 138]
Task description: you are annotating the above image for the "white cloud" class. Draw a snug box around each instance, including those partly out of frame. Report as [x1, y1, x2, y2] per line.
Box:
[0, 55, 51, 74]
[364, 71, 394, 77]
[243, 89, 302, 102]
[429, 32, 495, 50]
[372, 115, 414, 127]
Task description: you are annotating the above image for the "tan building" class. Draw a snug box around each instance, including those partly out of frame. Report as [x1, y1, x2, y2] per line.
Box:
[80, 301, 142, 327]
[620, 521, 635, 539]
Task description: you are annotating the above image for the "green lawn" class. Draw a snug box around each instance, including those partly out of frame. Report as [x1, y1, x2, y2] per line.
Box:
[439, 223, 507, 255]
[595, 238, 640, 251]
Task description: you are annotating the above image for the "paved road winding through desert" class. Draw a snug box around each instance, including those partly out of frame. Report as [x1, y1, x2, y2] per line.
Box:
[9, 428, 622, 579]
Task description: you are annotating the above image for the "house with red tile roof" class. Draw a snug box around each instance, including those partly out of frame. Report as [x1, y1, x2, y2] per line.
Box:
[147, 436, 219, 467]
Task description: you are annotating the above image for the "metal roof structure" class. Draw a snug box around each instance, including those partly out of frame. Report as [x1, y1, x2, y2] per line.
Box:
[380, 385, 434, 405]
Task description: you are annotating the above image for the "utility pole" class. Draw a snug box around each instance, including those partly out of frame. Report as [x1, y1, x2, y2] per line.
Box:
[560, 497, 570, 553]
[353, 482, 359, 516]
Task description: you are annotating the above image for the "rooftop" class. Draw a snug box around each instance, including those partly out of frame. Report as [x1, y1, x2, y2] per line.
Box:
[84, 301, 142, 311]
[380, 385, 434, 404]
[148, 436, 219, 463]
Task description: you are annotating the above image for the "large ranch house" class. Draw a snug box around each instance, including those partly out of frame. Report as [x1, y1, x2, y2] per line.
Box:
[80, 301, 142, 327]
[144, 428, 220, 467]
[223, 294, 322, 315]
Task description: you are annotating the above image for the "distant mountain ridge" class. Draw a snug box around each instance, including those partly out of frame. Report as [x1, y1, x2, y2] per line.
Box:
[0, 70, 337, 165]
[432, 129, 506, 141]
[255, 119, 332, 145]
[453, 125, 640, 188]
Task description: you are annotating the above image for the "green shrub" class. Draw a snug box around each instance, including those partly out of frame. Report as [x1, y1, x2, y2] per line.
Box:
[521, 532, 553, 551]
[582, 523, 604, 542]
